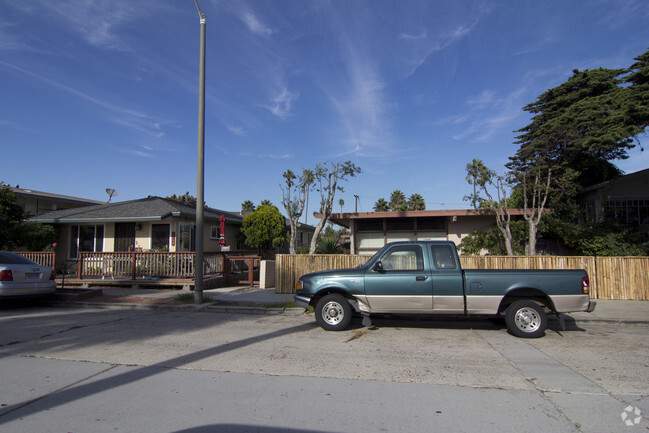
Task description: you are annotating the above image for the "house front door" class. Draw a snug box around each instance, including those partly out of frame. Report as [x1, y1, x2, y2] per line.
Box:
[114, 223, 136, 251]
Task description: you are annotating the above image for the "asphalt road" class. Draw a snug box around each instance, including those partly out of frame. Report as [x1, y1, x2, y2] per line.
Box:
[0, 306, 647, 432]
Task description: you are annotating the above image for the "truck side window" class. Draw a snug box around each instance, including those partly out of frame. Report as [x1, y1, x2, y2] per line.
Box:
[431, 245, 457, 269]
[380, 245, 424, 271]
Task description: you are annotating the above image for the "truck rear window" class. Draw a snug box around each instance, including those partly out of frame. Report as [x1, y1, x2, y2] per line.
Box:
[431, 245, 457, 269]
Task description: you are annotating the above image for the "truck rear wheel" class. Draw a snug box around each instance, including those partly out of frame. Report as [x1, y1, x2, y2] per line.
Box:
[505, 300, 547, 338]
[315, 294, 352, 331]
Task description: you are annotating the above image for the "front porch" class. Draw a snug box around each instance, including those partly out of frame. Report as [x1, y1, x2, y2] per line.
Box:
[21, 251, 262, 290]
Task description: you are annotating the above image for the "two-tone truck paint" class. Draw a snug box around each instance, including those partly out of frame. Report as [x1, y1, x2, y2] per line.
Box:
[294, 241, 596, 338]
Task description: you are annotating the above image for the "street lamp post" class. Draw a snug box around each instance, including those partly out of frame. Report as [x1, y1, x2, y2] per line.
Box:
[194, 0, 206, 304]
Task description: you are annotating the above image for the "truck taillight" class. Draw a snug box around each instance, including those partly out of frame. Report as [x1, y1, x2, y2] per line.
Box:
[582, 276, 590, 294]
[50, 271, 56, 281]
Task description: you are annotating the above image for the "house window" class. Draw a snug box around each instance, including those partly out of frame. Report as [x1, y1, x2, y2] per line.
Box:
[152, 224, 170, 251]
[178, 223, 196, 251]
[210, 226, 221, 240]
[69, 225, 104, 259]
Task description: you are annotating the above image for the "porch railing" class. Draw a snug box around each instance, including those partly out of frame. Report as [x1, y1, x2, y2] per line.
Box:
[15, 251, 56, 268]
[78, 251, 229, 280]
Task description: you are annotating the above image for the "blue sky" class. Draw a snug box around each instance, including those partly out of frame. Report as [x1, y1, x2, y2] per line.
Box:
[1, 0, 648, 216]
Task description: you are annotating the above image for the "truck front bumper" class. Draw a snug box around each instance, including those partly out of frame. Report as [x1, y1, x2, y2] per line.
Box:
[294, 295, 311, 309]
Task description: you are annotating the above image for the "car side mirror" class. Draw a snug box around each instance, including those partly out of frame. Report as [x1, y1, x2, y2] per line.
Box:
[373, 260, 385, 273]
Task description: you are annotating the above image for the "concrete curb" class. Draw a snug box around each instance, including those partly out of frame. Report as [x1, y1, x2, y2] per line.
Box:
[46, 300, 308, 316]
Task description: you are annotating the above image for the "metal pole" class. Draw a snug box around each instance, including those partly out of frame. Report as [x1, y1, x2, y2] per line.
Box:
[194, 0, 206, 304]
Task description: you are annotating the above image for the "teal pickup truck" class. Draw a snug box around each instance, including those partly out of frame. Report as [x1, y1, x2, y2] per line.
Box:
[294, 241, 596, 338]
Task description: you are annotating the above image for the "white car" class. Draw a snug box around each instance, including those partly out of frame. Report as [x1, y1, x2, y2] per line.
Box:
[0, 251, 56, 298]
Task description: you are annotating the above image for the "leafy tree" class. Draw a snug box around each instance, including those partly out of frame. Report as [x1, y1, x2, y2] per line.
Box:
[315, 237, 345, 254]
[166, 193, 205, 207]
[241, 200, 255, 216]
[314, 224, 349, 254]
[308, 161, 361, 254]
[458, 222, 528, 256]
[510, 57, 649, 187]
[241, 205, 287, 256]
[280, 169, 315, 254]
[0, 183, 27, 249]
[568, 223, 647, 256]
[301, 168, 315, 225]
[389, 190, 407, 211]
[0, 183, 57, 250]
[374, 198, 389, 212]
[15, 223, 59, 251]
[464, 160, 516, 256]
[408, 193, 426, 211]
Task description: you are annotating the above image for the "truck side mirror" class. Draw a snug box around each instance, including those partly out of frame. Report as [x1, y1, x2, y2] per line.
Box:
[373, 261, 385, 273]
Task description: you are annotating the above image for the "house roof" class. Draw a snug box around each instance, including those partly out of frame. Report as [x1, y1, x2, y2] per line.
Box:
[28, 196, 244, 224]
[577, 167, 649, 195]
[323, 209, 529, 228]
[11, 187, 104, 206]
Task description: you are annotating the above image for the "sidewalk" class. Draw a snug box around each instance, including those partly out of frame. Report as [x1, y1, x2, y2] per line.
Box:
[51, 286, 301, 315]
[50, 286, 649, 324]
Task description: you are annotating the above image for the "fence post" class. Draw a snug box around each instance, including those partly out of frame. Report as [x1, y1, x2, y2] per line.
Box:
[131, 252, 137, 280]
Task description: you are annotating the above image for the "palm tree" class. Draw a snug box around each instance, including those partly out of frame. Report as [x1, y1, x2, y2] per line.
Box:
[408, 193, 426, 211]
[338, 198, 344, 213]
[374, 198, 389, 212]
[260, 199, 273, 207]
[389, 190, 406, 211]
[241, 200, 255, 215]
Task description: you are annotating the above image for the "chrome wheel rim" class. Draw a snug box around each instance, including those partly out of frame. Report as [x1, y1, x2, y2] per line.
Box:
[321, 301, 345, 326]
[514, 307, 541, 333]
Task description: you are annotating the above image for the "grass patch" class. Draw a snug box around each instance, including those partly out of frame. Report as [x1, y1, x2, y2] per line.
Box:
[176, 293, 216, 304]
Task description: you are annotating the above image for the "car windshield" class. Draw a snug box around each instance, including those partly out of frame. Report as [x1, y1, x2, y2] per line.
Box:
[0, 251, 37, 265]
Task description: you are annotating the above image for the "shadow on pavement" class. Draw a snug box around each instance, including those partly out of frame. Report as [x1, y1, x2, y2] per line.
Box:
[0, 322, 315, 425]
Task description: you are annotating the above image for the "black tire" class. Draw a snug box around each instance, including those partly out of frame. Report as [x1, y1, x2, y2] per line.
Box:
[314, 294, 352, 331]
[505, 300, 547, 338]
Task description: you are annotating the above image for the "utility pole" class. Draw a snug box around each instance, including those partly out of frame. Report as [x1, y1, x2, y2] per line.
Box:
[194, 0, 206, 304]
[354, 195, 359, 213]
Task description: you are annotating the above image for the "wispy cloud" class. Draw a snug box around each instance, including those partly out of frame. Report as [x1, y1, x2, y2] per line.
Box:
[399, 29, 427, 40]
[239, 151, 292, 159]
[398, 8, 489, 78]
[264, 87, 299, 119]
[597, 0, 649, 29]
[227, 125, 247, 136]
[0, 60, 170, 139]
[450, 88, 527, 143]
[17, 0, 141, 51]
[241, 10, 276, 37]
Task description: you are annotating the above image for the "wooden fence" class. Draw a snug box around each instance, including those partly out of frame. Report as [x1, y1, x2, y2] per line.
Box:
[275, 254, 649, 300]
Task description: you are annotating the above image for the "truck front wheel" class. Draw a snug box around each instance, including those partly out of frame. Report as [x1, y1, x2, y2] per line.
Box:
[505, 300, 547, 338]
[315, 294, 352, 331]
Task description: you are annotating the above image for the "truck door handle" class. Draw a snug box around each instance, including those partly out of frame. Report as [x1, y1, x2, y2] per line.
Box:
[416, 276, 427, 281]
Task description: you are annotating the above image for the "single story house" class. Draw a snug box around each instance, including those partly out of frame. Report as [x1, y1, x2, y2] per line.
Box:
[577, 167, 649, 228]
[11, 186, 104, 216]
[29, 196, 244, 269]
[326, 209, 528, 255]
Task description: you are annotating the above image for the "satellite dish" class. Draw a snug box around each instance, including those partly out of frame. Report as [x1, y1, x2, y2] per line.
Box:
[106, 188, 119, 203]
